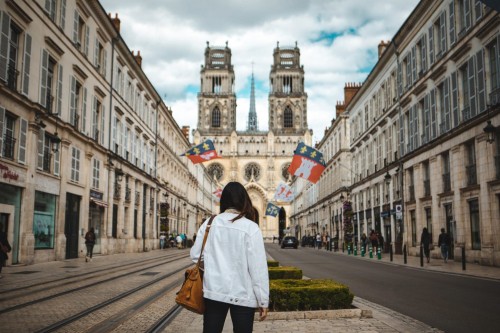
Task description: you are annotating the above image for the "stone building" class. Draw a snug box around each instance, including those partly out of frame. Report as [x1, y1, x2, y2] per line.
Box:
[0, 0, 215, 265]
[293, 0, 500, 266]
[193, 42, 313, 238]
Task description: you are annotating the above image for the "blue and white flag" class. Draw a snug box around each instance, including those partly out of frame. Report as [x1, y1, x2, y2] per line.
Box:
[274, 182, 294, 202]
[265, 202, 280, 217]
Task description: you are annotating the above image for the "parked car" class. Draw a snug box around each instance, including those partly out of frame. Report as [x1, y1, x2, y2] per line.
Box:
[281, 236, 299, 249]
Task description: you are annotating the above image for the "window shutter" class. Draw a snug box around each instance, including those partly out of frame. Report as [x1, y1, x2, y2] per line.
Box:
[399, 112, 404, 157]
[18, 118, 27, 164]
[69, 75, 76, 124]
[444, 77, 451, 132]
[39, 49, 49, 107]
[72, 10, 79, 44]
[422, 34, 427, 72]
[451, 71, 459, 127]
[475, 49, 486, 113]
[428, 26, 434, 65]
[56, 64, 63, 115]
[424, 94, 430, 142]
[407, 110, 413, 151]
[84, 26, 90, 56]
[37, 128, 45, 169]
[54, 149, 60, 176]
[468, 57, 476, 117]
[474, 0, 482, 23]
[81, 87, 87, 133]
[0, 11, 11, 82]
[94, 38, 99, 66]
[0, 106, 4, 157]
[440, 11, 447, 54]
[430, 89, 437, 139]
[92, 96, 97, 139]
[22, 33, 32, 96]
[411, 46, 417, 84]
[44, 0, 51, 13]
[122, 119, 126, 157]
[465, 0, 472, 31]
[449, 1, 456, 46]
[413, 106, 419, 148]
[100, 104, 105, 145]
[103, 49, 107, 78]
[59, 0, 66, 30]
[111, 113, 116, 152]
[397, 63, 403, 97]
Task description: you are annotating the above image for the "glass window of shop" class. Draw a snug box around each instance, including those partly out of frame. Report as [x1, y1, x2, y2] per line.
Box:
[34, 191, 57, 249]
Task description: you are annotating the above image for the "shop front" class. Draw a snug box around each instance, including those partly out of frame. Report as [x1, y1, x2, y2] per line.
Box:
[89, 190, 107, 254]
[0, 182, 22, 264]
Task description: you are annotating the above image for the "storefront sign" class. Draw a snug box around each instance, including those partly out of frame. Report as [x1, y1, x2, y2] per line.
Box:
[0, 163, 19, 181]
[90, 190, 104, 201]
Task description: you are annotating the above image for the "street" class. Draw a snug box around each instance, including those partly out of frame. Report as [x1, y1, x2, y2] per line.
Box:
[265, 243, 500, 333]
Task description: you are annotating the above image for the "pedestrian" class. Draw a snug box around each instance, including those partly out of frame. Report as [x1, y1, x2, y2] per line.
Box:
[84, 227, 96, 262]
[176, 234, 183, 249]
[316, 233, 321, 249]
[0, 229, 12, 279]
[421, 227, 431, 263]
[361, 233, 367, 253]
[369, 229, 378, 252]
[438, 228, 450, 263]
[378, 232, 384, 253]
[159, 233, 166, 249]
[190, 182, 269, 332]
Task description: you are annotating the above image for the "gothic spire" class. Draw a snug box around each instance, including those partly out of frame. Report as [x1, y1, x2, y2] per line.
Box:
[247, 67, 258, 132]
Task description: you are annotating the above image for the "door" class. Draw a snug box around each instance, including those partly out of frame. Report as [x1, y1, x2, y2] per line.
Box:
[65, 193, 81, 259]
[384, 222, 392, 253]
[445, 204, 454, 259]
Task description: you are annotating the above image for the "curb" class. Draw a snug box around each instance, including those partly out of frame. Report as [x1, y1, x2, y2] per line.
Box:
[258, 308, 372, 321]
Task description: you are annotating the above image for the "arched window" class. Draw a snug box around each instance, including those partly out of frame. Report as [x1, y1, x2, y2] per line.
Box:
[284, 106, 293, 128]
[212, 106, 221, 127]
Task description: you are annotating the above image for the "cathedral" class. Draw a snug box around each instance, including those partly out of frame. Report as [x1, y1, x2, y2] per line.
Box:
[192, 42, 312, 238]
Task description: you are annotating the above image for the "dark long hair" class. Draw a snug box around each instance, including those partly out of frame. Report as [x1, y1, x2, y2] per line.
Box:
[220, 182, 256, 222]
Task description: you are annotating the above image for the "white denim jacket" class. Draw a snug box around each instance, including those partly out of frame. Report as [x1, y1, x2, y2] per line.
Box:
[190, 212, 269, 308]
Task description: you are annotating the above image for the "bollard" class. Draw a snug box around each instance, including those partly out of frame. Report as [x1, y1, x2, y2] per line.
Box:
[420, 246, 424, 267]
[361, 246, 365, 257]
[330, 240, 333, 252]
[462, 246, 466, 271]
[389, 244, 393, 262]
[347, 243, 351, 255]
[403, 244, 407, 264]
[354, 245, 357, 256]
[369, 246, 373, 258]
[377, 246, 381, 260]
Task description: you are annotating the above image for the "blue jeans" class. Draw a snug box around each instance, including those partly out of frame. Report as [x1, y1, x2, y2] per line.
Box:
[441, 245, 448, 261]
[203, 298, 255, 333]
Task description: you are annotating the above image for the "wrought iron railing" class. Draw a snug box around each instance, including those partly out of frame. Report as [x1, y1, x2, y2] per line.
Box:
[135, 191, 140, 206]
[442, 172, 451, 192]
[409, 185, 415, 201]
[423, 179, 431, 197]
[43, 148, 52, 172]
[7, 64, 19, 91]
[125, 187, 131, 202]
[466, 164, 477, 186]
[462, 106, 471, 121]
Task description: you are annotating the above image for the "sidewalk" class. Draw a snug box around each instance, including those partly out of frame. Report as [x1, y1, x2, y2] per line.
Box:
[168, 245, 500, 333]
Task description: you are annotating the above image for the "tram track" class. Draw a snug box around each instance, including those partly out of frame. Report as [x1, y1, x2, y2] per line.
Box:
[0, 252, 190, 315]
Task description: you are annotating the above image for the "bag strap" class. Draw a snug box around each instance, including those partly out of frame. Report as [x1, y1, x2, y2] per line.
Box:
[196, 215, 215, 266]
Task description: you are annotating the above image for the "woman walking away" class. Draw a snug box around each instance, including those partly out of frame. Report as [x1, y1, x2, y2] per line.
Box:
[421, 227, 431, 263]
[191, 182, 269, 333]
[84, 227, 96, 262]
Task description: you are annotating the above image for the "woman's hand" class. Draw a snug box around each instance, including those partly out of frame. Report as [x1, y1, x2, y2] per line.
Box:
[259, 307, 268, 321]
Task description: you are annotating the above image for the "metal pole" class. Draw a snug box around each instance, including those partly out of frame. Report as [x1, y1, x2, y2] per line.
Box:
[403, 244, 407, 264]
[420, 245, 423, 267]
[462, 246, 466, 270]
[390, 243, 393, 261]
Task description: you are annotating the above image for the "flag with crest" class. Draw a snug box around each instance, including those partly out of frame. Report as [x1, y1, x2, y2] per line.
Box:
[274, 182, 294, 202]
[181, 139, 220, 164]
[288, 142, 326, 184]
[265, 202, 280, 217]
[213, 187, 223, 202]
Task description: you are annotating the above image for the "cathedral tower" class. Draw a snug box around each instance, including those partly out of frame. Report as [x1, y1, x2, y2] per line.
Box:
[246, 70, 258, 132]
[197, 42, 237, 135]
[268, 42, 308, 135]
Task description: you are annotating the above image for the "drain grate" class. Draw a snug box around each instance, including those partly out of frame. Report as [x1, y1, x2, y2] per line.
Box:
[140, 272, 160, 276]
[12, 271, 39, 274]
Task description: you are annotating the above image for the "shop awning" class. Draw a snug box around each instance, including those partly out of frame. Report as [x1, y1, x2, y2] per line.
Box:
[91, 198, 108, 207]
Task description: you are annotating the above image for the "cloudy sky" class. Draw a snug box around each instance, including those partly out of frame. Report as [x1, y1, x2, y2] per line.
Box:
[100, 0, 419, 144]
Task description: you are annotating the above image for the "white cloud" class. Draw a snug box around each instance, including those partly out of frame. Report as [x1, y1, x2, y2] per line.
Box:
[101, 0, 419, 143]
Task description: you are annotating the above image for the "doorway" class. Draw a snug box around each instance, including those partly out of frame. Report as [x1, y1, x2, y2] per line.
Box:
[444, 203, 455, 260]
[65, 193, 81, 259]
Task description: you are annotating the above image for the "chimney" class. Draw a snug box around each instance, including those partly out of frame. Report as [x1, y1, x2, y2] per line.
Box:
[344, 82, 362, 107]
[335, 100, 345, 118]
[109, 13, 121, 33]
[181, 126, 190, 141]
[134, 50, 142, 68]
[378, 40, 390, 58]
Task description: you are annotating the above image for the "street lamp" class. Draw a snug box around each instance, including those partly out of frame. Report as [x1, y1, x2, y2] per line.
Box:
[384, 170, 392, 185]
[483, 120, 495, 144]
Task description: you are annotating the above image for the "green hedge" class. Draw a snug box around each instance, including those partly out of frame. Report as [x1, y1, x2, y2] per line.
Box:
[270, 279, 353, 311]
[268, 266, 302, 280]
[267, 260, 279, 267]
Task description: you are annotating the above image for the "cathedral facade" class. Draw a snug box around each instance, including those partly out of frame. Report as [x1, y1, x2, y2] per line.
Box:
[193, 42, 312, 238]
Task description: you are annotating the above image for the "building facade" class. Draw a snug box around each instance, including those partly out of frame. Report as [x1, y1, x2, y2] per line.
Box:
[0, 0, 216, 266]
[193, 42, 313, 238]
[291, 0, 500, 266]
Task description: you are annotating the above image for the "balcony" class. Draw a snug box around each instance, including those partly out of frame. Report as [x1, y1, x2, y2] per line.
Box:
[93, 129, 99, 142]
[114, 183, 121, 199]
[2, 133, 16, 159]
[489, 88, 500, 107]
[466, 164, 477, 186]
[409, 185, 415, 201]
[72, 113, 80, 129]
[442, 172, 451, 192]
[6, 64, 19, 91]
[423, 179, 431, 197]
[125, 187, 132, 202]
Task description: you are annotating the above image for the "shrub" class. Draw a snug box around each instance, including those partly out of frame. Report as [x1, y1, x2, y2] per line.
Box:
[268, 266, 302, 280]
[269, 279, 353, 311]
[267, 260, 279, 267]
